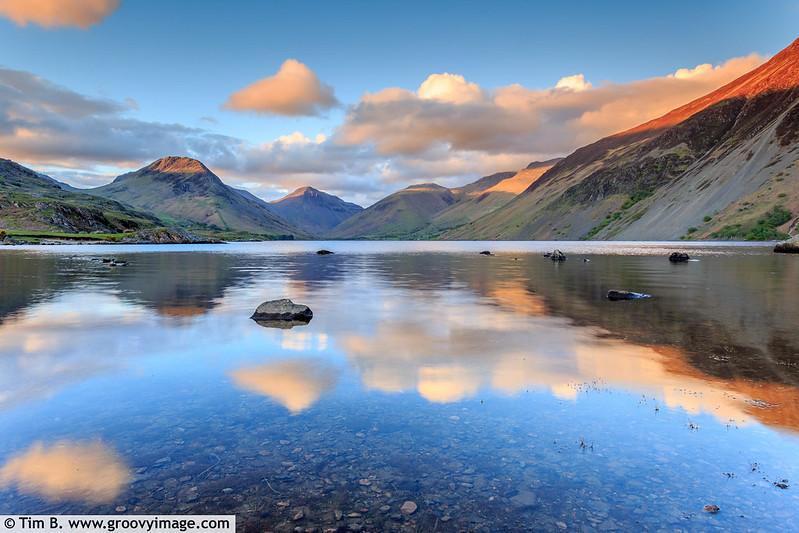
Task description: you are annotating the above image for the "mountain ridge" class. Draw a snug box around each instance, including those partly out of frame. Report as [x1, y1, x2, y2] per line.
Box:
[445, 37, 799, 241]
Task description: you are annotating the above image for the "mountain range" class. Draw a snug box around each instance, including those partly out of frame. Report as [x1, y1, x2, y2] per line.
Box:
[1, 37, 798, 242]
[444, 37, 799, 241]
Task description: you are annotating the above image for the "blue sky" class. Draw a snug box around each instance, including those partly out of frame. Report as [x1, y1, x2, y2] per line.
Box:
[0, 0, 797, 204]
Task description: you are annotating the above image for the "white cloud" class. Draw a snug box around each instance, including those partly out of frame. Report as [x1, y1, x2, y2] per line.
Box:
[418, 73, 484, 104]
[555, 74, 592, 92]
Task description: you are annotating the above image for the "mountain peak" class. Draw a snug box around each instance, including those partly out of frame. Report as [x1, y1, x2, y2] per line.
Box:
[287, 186, 320, 198]
[147, 156, 210, 174]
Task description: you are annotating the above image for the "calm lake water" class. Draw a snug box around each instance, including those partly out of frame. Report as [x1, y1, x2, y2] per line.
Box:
[1, 241, 798, 532]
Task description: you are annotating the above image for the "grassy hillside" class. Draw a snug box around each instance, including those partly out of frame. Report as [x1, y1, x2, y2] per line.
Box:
[0, 158, 161, 234]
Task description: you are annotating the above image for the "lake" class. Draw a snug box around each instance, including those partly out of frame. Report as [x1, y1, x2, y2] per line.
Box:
[0, 241, 797, 532]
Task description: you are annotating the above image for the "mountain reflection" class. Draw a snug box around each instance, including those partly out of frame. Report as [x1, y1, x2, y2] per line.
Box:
[230, 358, 339, 414]
[1, 247, 798, 433]
[0, 441, 129, 503]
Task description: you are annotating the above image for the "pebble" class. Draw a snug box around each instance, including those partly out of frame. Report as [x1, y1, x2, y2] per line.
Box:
[292, 510, 304, 521]
[358, 478, 371, 486]
[334, 510, 342, 521]
[400, 501, 417, 515]
[115, 506, 126, 513]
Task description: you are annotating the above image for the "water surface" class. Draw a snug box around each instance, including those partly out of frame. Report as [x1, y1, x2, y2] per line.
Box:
[1, 241, 797, 531]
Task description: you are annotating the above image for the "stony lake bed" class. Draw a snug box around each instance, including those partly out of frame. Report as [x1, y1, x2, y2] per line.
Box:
[0, 241, 798, 532]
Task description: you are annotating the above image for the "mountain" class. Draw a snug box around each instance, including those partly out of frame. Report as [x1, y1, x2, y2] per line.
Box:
[329, 183, 459, 239]
[89, 156, 304, 238]
[0, 158, 160, 233]
[419, 161, 561, 237]
[328, 165, 564, 239]
[445, 38, 799, 241]
[269, 186, 363, 235]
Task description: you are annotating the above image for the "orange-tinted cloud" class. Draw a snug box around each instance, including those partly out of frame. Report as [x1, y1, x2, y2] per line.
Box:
[225, 59, 339, 116]
[0, 0, 118, 29]
[337, 55, 765, 156]
[0, 441, 130, 503]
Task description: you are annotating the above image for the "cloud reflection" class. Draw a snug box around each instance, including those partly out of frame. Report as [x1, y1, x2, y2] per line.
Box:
[337, 281, 799, 431]
[230, 358, 339, 414]
[0, 441, 130, 503]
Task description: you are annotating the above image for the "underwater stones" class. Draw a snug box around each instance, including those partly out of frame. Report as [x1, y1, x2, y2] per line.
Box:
[250, 299, 313, 327]
[400, 501, 417, 515]
[607, 290, 651, 301]
[510, 490, 537, 508]
[669, 252, 691, 262]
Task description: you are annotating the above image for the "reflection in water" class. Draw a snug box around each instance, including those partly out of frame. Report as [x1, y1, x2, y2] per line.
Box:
[0, 441, 129, 503]
[1, 244, 798, 529]
[230, 358, 339, 414]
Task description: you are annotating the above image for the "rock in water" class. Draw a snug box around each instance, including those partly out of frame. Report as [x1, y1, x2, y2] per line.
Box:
[400, 501, 417, 515]
[479, 250, 494, 256]
[703, 504, 720, 514]
[250, 299, 313, 326]
[550, 249, 566, 262]
[316, 249, 334, 255]
[607, 290, 651, 301]
[669, 252, 691, 262]
[774, 236, 799, 254]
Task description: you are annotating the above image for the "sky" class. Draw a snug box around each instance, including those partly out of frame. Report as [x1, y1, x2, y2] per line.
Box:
[0, 0, 797, 206]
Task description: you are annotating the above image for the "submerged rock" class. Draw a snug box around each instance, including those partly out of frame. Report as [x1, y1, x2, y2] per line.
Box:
[607, 290, 651, 301]
[400, 501, 417, 515]
[669, 252, 691, 262]
[251, 299, 313, 326]
[774, 236, 799, 254]
[316, 249, 334, 255]
[703, 504, 720, 514]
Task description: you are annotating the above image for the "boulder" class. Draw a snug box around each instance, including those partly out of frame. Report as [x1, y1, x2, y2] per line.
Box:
[316, 249, 334, 255]
[774, 236, 799, 254]
[479, 250, 494, 256]
[607, 290, 651, 301]
[669, 252, 690, 262]
[549, 249, 566, 262]
[251, 299, 313, 326]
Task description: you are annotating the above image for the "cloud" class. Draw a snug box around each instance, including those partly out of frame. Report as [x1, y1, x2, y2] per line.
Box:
[0, 67, 241, 169]
[224, 59, 339, 116]
[418, 73, 484, 104]
[336, 54, 764, 157]
[554, 74, 592, 92]
[0, 440, 130, 503]
[0, 53, 766, 205]
[0, 0, 118, 29]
